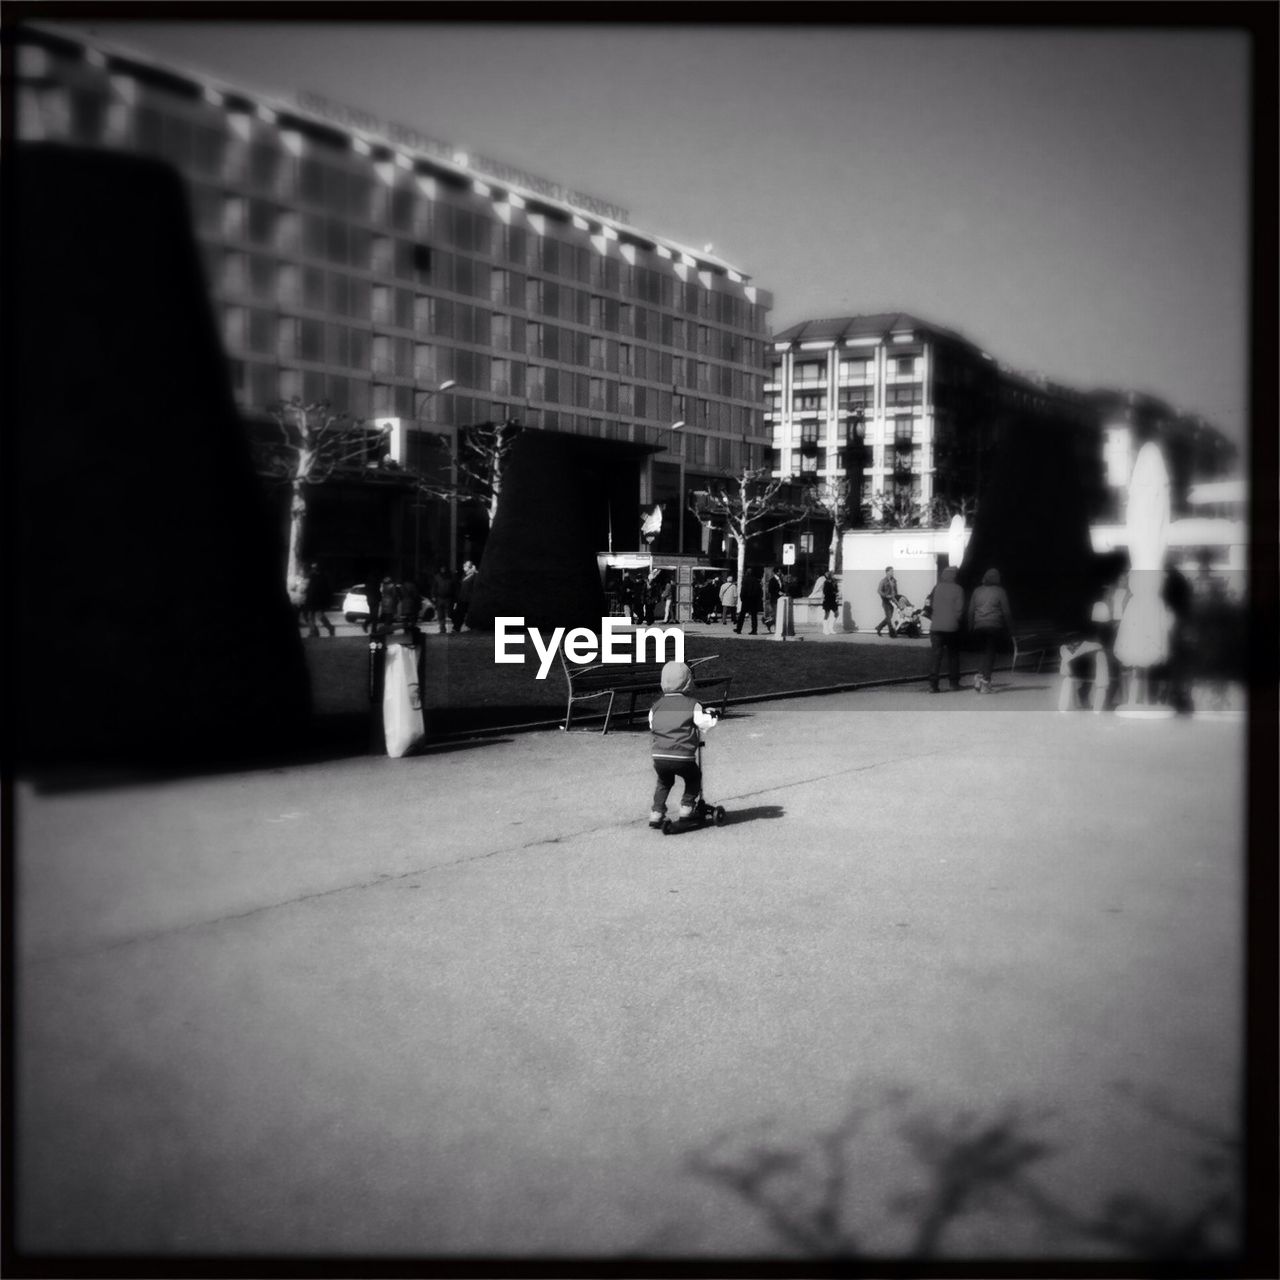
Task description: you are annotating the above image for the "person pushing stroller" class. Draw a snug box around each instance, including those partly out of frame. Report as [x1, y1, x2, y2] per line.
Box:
[648, 660, 720, 828]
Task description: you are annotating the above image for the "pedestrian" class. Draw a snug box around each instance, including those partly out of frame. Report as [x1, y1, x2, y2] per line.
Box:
[300, 561, 336, 637]
[966, 568, 1013, 693]
[431, 564, 456, 635]
[362, 570, 381, 635]
[718, 574, 737, 626]
[1095, 567, 1130, 708]
[375, 576, 399, 635]
[924, 566, 965, 690]
[647, 660, 719, 828]
[627, 573, 638, 624]
[763, 568, 781, 629]
[819, 569, 840, 635]
[396, 577, 423, 637]
[735, 567, 763, 635]
[659, 576, 675, 623]
[874, 565, 899, 636]
[1159, 557, 1194, 714]
[644, 571, 661, 624]
[452, 560, 477, 633]
[695, 577, 719, 624]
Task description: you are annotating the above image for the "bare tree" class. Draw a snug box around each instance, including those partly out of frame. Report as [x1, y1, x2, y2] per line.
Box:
[864, 488, 929, 529]
[810, 475, 857, 573]
[254, 398, 390, 601]
[416, 418, 523, 532]
[689, 466, 811, 585]
[926, 493, 978, 527]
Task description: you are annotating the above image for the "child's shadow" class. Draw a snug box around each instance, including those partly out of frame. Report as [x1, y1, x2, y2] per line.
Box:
[717, 804, 785, 827]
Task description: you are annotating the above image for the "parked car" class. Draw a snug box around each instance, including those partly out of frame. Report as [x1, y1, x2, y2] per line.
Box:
[341, 587, 370, 623]
[341, 586, 437, 626]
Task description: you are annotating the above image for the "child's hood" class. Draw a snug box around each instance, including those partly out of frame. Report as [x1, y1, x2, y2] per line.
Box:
[660, 661, 694, 693]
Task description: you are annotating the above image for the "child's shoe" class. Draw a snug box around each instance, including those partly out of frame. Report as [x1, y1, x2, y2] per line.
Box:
[648, 810, 665, 828]
[678, 798, 700, 819]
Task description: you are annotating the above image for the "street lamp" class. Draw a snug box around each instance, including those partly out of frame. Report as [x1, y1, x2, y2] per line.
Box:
[659, 419, 685, 555]
[406, 379, 457, 579]
[414, 378, 456, 418]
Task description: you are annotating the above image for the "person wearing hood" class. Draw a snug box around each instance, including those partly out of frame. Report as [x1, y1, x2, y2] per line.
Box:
[925, 565, 965, 691]
[647, 660, 719, 828]
[966, 568, 1013, 693]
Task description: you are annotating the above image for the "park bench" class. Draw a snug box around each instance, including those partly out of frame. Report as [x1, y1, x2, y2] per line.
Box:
[1010, 625, 1086, 673]
[558, 650, 732, 734]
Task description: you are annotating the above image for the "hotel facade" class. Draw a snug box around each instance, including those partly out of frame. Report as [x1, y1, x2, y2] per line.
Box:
[12, 22, 774, 576]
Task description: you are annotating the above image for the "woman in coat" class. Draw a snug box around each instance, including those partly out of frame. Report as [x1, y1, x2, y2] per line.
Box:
[966, 568, 1013, 693]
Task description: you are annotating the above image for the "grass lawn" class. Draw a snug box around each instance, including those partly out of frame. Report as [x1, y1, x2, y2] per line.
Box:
[303, 624, 978, 743]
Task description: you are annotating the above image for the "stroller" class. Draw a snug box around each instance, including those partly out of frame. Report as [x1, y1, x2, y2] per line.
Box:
[890, 594, 927, 638]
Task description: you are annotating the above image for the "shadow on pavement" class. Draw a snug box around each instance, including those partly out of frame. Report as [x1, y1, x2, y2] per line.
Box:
[717, 804, 786, 827]
[686, 1081, 1240, 1261]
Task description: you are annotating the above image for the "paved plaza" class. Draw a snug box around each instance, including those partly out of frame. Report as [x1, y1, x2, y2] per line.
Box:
[14, 677, 1247, 1263]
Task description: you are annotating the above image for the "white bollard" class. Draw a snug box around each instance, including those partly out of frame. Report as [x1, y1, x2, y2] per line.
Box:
[773, 595, 796, 640]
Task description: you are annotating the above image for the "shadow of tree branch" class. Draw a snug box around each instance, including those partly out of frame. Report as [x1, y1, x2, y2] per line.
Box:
[686, 1083, 1240, 1261]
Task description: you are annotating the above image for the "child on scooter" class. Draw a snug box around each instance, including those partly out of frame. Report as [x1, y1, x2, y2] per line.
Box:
[648, 660, 719, 828]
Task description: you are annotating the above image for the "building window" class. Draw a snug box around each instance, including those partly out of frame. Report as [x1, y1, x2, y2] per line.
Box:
[590, 337, 606, 371]
[839, 356, 873, 382]
[793, 392, 826, 415]
[839, 385, 873, 411]
[589, 378, 606, 409]
[414, 344, 437, 383]
[793, 361, 826, 385]
[220, 251, 248, 295]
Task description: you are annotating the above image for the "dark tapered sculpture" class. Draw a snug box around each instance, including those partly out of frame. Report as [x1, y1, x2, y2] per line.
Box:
[959, 413, 1104, 629]
[9, 146, 310, 768]
[465, 431, 610, 633]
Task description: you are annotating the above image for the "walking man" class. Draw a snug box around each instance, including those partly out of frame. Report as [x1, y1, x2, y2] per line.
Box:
[431, 564, 456, 635]
[452, 560, 477, 633]
[875, 565, 899, 636]
[735, 567, 763, 635]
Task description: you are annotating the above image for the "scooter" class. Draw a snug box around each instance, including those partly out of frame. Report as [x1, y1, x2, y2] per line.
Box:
[658, 738, 726, 835]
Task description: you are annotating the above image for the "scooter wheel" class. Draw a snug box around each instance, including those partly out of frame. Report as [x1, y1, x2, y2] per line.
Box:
[661, 819, 673, 835]
[713, 806, 726, 824]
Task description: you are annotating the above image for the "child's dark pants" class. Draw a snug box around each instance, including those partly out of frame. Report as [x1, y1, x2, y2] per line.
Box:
[652, 759, 702, 811]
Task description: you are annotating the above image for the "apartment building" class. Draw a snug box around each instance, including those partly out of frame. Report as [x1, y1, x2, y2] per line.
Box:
[765, 312, 1003, 531]
[12, 22, 773, 569]
[767, 313, 1233, 541]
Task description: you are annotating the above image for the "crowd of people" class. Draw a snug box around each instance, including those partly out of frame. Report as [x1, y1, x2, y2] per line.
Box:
[293, 559, 478, 639]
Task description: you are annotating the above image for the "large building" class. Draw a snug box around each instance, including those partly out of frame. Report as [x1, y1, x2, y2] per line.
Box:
[12, 21, 774, 577]
[766, 312, 1234, 569]
[764, 313, 1003, 559]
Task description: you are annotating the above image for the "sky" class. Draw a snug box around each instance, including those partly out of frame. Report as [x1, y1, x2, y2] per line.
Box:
[86, 18, 1254, 446]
